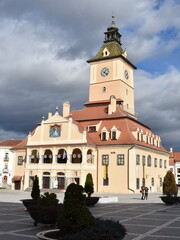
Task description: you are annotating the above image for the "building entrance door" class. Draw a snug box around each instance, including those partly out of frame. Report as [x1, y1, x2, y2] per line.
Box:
[43, 177, 50, 189]
[15, 181, 21, 190]
[57, 177, 65, 189]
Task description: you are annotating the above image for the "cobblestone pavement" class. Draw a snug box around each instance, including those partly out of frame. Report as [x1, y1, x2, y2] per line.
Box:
[0, 201, 180, 240]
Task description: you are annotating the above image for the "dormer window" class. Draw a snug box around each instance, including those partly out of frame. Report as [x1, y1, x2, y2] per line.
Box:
[137, 132, 140, 141]
[89, 126, 96, 132]
[102, 132, 106, 141]
[102, 47, 110, 57]
[112, 131, 116, 140]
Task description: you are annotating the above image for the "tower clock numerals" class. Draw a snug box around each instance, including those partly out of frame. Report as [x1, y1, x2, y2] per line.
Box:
[124, 70, 129, 79]
[101, 67, 109, 77]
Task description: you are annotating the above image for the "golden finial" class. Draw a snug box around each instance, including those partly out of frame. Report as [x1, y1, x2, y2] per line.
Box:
[112, 11, 115, 19]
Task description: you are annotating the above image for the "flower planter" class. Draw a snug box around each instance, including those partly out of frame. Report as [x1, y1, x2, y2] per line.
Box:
[160, 196, 180, 205]
[27, 203, 62, 226]
[37, 218, 126, 240]
[20, 199, 38, 209]
[85, 197, 100, 207]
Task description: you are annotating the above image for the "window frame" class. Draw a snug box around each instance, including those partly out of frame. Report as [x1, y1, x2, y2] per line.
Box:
[102, 155, 109, 166]
[136, 154, 140, 165]
[117, 154, 125, 165]
[18, 156, 23, 165]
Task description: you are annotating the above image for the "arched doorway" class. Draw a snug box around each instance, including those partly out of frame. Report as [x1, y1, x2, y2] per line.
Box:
[43, 172, 50, 189]
[57, 172, 65, 189]
[57, 149, 67, 163]
[72, 148, 82, 163]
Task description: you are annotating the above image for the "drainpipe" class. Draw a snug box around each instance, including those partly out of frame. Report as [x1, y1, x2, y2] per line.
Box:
[127, 145, 135, 193]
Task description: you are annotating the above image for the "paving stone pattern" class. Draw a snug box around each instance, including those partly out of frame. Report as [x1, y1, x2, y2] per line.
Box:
[0, 201, 180, 239]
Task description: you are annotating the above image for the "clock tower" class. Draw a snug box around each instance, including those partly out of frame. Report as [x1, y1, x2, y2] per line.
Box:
[87, 16, 137, 117]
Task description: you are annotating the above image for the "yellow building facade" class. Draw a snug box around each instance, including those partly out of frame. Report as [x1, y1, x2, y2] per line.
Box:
[12, 18, 169, 193]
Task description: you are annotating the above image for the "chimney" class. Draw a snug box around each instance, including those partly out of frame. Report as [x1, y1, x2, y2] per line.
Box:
[108, 95, 116, 115]
[63, 101, 70, 117]
[48, 112, 52, 119]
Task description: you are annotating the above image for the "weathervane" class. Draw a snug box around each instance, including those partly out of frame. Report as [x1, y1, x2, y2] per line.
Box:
[112, 11, 115, 19]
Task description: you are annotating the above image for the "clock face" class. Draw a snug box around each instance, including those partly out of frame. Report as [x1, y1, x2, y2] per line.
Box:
[124, 70, 129, 79]
[101, 67, 109, 77]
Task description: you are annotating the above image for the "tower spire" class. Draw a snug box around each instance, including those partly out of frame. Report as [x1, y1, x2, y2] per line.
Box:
[104, 15, 122, 45]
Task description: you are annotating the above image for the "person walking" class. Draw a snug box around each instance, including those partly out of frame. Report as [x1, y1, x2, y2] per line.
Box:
[140, 186, 145, 200]
[144, 187, 149, 200]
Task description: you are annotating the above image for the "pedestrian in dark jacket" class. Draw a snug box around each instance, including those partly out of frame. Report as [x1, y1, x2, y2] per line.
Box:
[144, 187, 149, 200]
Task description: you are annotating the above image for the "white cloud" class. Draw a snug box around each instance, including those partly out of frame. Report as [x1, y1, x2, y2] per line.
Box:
[135, 66, 180, 149]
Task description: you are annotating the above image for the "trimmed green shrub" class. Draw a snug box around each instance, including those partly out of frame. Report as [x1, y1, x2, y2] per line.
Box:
[38, 192, 59, 205]
[84, 173, 94, 197]
[56, 218, 126, 240]
[31, 175, 40, 200]
[57, 183, 95, 233]
[163, 170, 178, 196]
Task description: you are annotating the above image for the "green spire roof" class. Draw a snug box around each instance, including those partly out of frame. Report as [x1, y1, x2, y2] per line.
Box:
[87, 41, 125, 63]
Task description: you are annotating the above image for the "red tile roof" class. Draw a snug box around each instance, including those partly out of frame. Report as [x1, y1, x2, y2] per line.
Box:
[11, 137, 28, 150]
[169, 152, 180, 165]
[71, 104, 138, 122]
[71, 104, 168, 153]
[0, 139, 22, 147]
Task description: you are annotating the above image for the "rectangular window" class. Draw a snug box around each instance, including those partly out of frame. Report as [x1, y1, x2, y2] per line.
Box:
[136, 155, 140, 165]
[4, 153, 9, 160]
[112, 131, 116, 140]
[142, 156, 146, 166]
[160, 177, 162, 187]
[89, 126, 96, 132]
[136, 178, 140, 189]
[151, 177, 154, 186]
[159, 159, 162, 168]
[147, 155, 151, 167]
[18, 156, 23, 165]
[102, 155, 109, 165]
[4, 163, 8, 169]
[164, 160, 167, 169]
[154, 158, 157, 168]
[117, 154, 124, 165]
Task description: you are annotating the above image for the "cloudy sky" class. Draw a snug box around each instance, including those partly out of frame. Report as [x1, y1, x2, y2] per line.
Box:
[0, 0, 179, 151]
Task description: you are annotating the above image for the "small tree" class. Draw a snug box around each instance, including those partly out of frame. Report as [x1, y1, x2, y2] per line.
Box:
[84, 173, 94, 198]
[57, 183, 95, 234]
[31, 175, 40, 200]
[163, 170, 178, 197]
